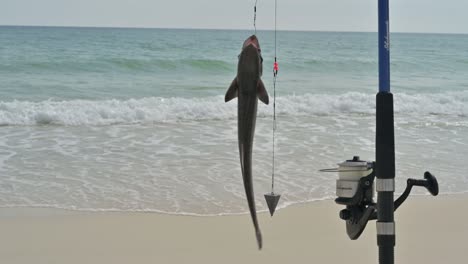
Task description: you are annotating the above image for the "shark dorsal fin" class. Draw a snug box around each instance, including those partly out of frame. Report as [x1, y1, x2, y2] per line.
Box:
[257, 79, 269, 105]
[225, 77, 238, 102]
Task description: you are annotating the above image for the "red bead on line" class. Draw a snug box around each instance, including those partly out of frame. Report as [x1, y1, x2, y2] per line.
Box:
[273, 62, 279, 72]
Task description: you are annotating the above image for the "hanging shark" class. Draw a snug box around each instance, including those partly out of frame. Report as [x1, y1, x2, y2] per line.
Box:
[225, 35, 269, 250]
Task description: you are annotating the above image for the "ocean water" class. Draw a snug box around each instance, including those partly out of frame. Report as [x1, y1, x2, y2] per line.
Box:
[0, 26, 467, 215]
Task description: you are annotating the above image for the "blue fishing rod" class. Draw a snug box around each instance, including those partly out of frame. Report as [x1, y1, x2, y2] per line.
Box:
[322, 1, 439, 264]
[375, 0, 395, 263]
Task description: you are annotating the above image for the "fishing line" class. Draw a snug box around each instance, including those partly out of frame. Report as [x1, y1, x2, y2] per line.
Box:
[271, 0, 279, 193]
[253, 0, 258, 34]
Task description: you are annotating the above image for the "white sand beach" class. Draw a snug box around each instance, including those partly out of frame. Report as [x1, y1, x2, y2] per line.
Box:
[0, 194, 466, 264]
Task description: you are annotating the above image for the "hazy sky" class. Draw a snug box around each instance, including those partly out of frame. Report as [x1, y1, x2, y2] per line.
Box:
[1, 0, 467, 33]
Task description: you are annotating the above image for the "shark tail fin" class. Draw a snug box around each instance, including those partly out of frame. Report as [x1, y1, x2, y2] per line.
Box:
[225, 77, 238, 102]
[257, 79, 269, 105]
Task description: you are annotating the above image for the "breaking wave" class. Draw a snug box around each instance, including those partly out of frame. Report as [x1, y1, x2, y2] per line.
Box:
[0, 91, 467, 126]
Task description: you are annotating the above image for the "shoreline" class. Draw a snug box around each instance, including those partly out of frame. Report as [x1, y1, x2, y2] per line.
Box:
[0, 192, 463, 218]
[0, 193, 466, 264]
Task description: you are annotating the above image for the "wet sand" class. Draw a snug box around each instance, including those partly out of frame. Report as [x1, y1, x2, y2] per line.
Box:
[0, 194, 466, 264]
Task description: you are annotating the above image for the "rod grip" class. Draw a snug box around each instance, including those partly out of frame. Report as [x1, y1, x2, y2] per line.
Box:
[375, 92, 395, 180]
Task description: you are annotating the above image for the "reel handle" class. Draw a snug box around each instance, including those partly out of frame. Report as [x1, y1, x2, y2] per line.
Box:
[407, 171, 439, 196]
[394, 171, 439, 211]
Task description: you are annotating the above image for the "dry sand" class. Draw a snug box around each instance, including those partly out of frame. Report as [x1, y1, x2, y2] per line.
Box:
[0, 194, 466, 264]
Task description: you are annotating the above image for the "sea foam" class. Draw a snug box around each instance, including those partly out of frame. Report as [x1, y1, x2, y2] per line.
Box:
[0, 91, 466, 126]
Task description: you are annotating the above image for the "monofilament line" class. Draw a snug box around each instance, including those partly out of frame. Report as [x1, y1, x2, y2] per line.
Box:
[271, 75, 277, 193]
[253, 0, 258, 34]
[274, 0, 277, 58]
[271, 0, 278, 194]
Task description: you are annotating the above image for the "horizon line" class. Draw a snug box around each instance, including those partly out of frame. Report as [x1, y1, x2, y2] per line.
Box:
[1, 24, 467, 35]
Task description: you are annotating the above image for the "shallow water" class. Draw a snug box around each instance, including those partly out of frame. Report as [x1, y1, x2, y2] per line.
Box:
[0, 27, 467, 215]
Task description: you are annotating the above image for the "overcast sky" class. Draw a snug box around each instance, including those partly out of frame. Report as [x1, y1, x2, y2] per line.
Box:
[1, 0, 467, 33]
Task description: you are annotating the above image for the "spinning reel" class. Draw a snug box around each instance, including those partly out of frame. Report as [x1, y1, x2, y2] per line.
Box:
[323, 156, 439, 240]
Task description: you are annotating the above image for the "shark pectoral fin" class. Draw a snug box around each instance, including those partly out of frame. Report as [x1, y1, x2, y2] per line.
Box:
[225, 77, 239, 102]
[257, 79, 269, 105]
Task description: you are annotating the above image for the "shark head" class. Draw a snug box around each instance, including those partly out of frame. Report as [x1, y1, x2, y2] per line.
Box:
[225, 35, 269, 104]
[242, 35, 260, 50]
[238, 35, 263, 77]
